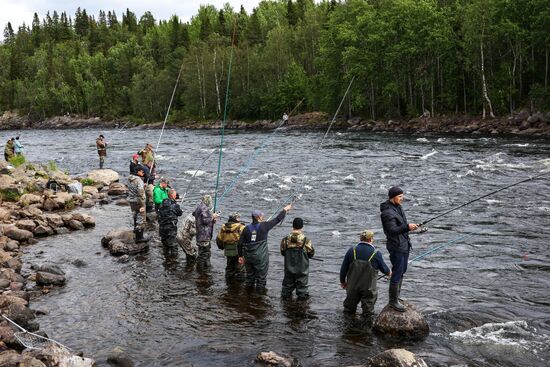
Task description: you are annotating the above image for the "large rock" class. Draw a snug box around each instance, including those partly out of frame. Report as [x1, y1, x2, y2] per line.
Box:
[0, 294, 37, 331]
[373, 301, 430, 339]
[71, 213, 95, 227]
[108, 240, 148, 256]
[82, 186, 99, 196]
[0, 207, 12, 221]
[363, 349, 428, 367]
[107, 346, 135, 367]
[42, 192, 74, 211]
[24, 344, 95, 367]
[87, 169, 119, 186]
[36, 271, 66, 286]
[0, 174, 16, 188]
[67, 219, 84, 230]
[31, 264, 65, 276]
[33, 225, 54, 237]
[0, 350, 47, 367]
[19, 193, 43, 206]
[255, 351, 296, 367]
[19, 207, 43, 218]
[16, 219, 37, 232]
[101, 229, 135, 247]
[4, 226, 34, 242]
[42, 213, 64, 228]
[108, 182, 128, 196]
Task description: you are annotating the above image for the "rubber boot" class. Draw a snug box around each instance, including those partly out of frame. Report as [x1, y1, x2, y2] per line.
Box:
[135, 229, 149, 243]
[398, 278, 405, 302]
[389, 283, 406, 312]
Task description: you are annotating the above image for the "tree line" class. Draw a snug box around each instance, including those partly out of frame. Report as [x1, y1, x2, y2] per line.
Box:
[0, 0, 548, 123]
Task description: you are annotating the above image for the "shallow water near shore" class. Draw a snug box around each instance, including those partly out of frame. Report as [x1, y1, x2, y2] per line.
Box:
[7, 128, 550, 366]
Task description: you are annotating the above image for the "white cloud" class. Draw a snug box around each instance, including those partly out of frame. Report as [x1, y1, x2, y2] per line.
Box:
[1, 0, 262, 32]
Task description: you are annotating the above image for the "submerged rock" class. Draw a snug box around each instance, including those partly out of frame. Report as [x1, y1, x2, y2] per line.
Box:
[373, 301, 429, 339]
[101, 229, 135, 248]
[108, 240, 148, 256]
[31, 264, 65, 276]
[35, 271, 66, 286]
[255, 351, 296, 367]
[363, 349, 428, 367]
[107, 346, 134, 367]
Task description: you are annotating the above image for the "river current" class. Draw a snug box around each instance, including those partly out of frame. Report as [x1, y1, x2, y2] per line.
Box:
[6, 127, 550, 366]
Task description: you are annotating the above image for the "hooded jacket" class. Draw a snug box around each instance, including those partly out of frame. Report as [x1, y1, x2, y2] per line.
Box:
[127, 174, 145, 206]
[380, 200, 412, 253]
[193, 202, 215, 242]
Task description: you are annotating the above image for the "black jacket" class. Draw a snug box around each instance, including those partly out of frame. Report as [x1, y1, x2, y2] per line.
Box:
[158, 198, 183, 238]
[380, 200, 412, 253]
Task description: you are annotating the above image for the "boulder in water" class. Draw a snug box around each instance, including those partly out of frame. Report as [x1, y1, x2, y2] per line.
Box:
[87, 169, 119, 186]
[255, 351, 296, 367]
[108, 240, 148, 256]
[108, 183, 128, 196]
[107, 346, 135, 367]
[101, 229, 135, 247]
[364, 348, 428, 367]
[24, 344, 95, 367]
[31, 264, 65, 276]
[36, 271, 66, 286]
[373, 301, 429, 339]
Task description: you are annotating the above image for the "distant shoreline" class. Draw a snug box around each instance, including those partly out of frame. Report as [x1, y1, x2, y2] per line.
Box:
[1, 110, 549, 136]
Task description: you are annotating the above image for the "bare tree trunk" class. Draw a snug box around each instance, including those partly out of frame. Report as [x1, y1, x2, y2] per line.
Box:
[463, 69, 467, 114]
[420, 83, 425, 113]
[480, 36, 495, 119]
[196, 54, 206, 118]
[370, 80, 375, 120]
[546, 45, 548, 88]
[201, 55, 207, 118]
[213, 49, 222, 116]
[431, 76, 434, 117]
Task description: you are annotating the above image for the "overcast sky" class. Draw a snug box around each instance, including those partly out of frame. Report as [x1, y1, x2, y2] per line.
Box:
[1, 0, 261, 32]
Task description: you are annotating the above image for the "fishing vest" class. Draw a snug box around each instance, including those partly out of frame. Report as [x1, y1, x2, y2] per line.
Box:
[283, 233, 308, 250]
[218, 222, 244, 246]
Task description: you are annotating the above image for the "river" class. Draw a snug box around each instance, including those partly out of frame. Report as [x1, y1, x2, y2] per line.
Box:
[5, 127, 549, 366]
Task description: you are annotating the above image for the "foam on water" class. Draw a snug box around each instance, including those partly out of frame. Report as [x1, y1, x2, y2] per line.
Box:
[421, 150, 437, 160]
[331, 230, 341, 236]
[277, 184, 290, 190]
[343, 174, 356, 182]
[417, 138, 429, 143]
[244, 178, 260, 185]
[184, 170, 206, 177]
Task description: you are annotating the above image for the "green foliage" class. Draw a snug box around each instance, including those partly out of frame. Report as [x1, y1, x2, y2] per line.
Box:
[8, 154, 26, 167]
[0, 1, 548, 121]
[64, 198, 76, 210]
[80, 178, 95, 186]
[0, 188, 21, 202]
[46, 160, 58, 172]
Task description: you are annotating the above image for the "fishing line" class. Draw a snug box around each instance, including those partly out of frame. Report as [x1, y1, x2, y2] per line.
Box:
[213, 18, 238, 212]
[180, 148, 217, 203]
[377, 233, 473, 280]
[419, 170, 550, 227]
[216, 98, 305, 206]
[267, 76, 356, 220]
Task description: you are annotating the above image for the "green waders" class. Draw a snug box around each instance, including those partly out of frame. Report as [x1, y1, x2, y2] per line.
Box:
[343, 248, 378, 317]
[243, 240, 269, 293]
[282, 248, 310, 299]
[224, 243, 244, 281]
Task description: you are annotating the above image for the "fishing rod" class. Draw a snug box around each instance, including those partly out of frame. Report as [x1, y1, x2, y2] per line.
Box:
[216, 98, 305, 206]
[267, 76, 356, 220]
[419, 170, 550, 227]
[377, 233, 473, 280]
[180, 149, 218, 203]
[213, 18, 238, 213]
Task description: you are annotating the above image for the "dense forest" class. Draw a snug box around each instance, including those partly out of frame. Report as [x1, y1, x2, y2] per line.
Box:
[0, 0, 548, 122]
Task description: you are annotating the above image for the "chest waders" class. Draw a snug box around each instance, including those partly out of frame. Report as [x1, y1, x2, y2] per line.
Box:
[343, 246, 378, 316]
[243, 223, 269, 291]
[282, 238, 310, 299]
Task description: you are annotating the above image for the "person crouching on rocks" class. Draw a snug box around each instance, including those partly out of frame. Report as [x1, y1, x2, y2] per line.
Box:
[340, 230, 391, 320]
[158, 189, 183, 263]
[128, 165, 148, 243]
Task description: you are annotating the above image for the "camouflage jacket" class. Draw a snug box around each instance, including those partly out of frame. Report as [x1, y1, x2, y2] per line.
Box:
[280, 232, 314, 258]
[96, 138, 107, 156]
[127, 174, 145, 206]
[178, 213, 196, 240]
[216, 221, 245, 256]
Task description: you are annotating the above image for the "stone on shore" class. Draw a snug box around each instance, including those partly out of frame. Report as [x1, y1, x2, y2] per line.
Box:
[108, 183, 128, 196]
[16, 219, 37, 232]
[363, 349, 428, 367]
[71, 213, 95, 227]
[373, 301, 429, 339]
[24, 344, 95, 367]
[36, 271, 66, 286]
[0, 350, 47, 367]
[255, 351, 296, 367]
[41, 192, 74, 211]
[18, 193, 43, 206]
[4, 226, 34, 242]
[87, 169, 119, 186]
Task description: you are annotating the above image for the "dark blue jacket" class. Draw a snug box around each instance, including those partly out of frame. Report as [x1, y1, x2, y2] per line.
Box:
[380, 200, 412, 253]
[340, 242, 390, 283]
[237, 210, 286, 256]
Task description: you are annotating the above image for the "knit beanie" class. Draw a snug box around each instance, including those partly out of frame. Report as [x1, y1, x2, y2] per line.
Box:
[292, 217, 304, 229]
[388, 186, 404, 199]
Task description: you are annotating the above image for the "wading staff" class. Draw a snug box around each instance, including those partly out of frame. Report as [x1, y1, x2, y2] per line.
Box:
[419, 170, 550, 227]
[216, 98, 305, 206]
[267, 76, 356, 220]
[213, 18, 238, 213]
[377, 233, 473, 280]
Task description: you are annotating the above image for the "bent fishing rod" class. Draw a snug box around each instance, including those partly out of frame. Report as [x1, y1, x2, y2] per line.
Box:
[378, 233, 473, 280]
[267, 76, 356, 220]
[180, 148, 218, 203]
[419, 170, 550, 227]
[216, 98, 305, 207]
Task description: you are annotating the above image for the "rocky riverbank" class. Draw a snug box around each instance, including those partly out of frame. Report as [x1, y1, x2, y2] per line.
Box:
[0, 160, 122, 366]
[2, 109, 549, 136]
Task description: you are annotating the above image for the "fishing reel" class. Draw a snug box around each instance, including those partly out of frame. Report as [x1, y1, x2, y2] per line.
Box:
[418, 225, 429, 234]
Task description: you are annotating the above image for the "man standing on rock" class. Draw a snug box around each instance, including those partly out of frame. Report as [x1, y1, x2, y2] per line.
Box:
[178, 213, 198, 263]
[340, 230, 391, 319]
[280, 217, 314, 300]
[96, 135, 107, 169]
[216, 212, 245, 282]
[192, 194, 220, 270]
[238, 204, 292, 294]
[380, 186, 418, 312]
[128, 165, 148, 243]
[158, 189, 183, 262]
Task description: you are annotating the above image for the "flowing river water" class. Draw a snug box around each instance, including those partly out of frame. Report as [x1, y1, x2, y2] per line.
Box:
[5, 127, 550, 366]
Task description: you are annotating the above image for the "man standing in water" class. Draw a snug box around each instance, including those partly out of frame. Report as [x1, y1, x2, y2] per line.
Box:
[380, 186, 418, 312]
[128, 165, 148, 243]
[178, 213, 197, 263]
[158, 189, 183, 262]
[238, 204, 292, 294]
[96, 134, 107, 169]
[192, 194, 220, 269]
[280, 217, 314, 300]
[216, 212, 245, 282]
[340, 230, 391, 319]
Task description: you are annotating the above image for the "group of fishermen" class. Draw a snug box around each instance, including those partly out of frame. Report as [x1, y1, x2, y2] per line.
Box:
[4, 136, 24, 161]
[110, 134, 417, 317]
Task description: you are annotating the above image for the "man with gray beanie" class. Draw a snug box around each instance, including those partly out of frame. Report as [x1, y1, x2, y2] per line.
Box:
[380, 186, 418, 311]
[238, 203, 292, 294]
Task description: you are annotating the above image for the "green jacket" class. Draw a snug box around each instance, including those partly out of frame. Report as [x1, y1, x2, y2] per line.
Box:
[153, 184, 169, 205]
